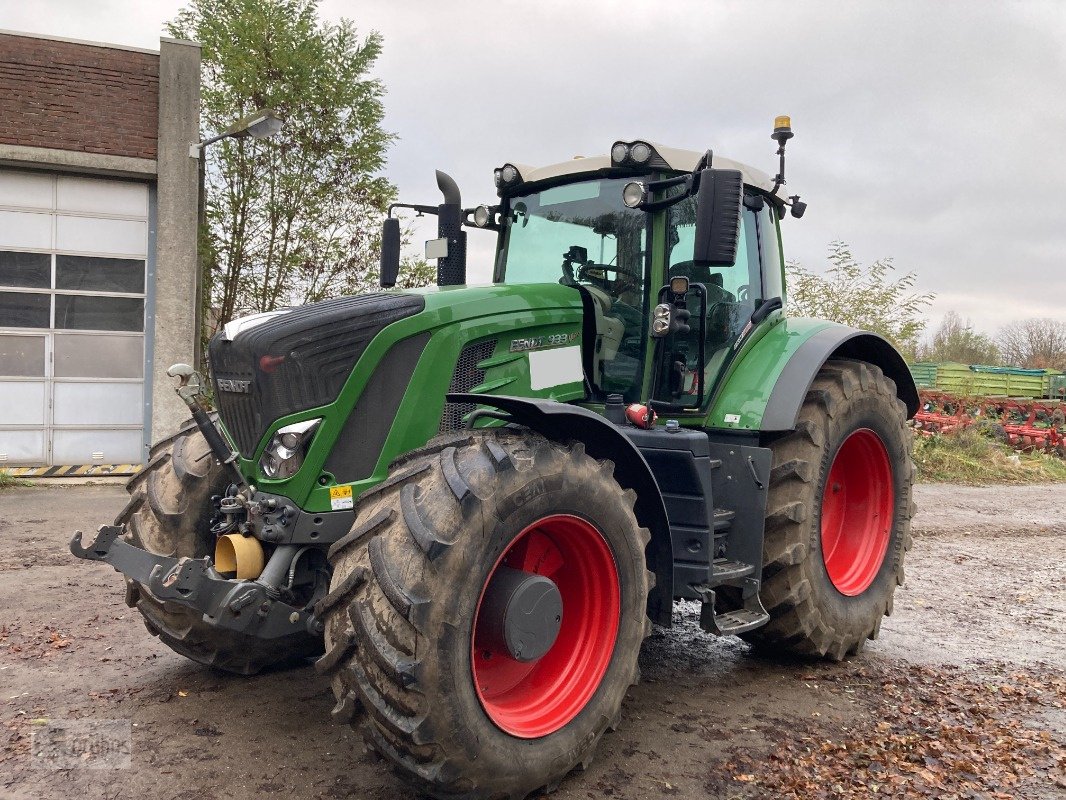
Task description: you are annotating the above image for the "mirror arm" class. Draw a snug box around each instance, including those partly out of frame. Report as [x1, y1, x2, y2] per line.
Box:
[388, 202, 438, 218]
[637, 174, 695, 212]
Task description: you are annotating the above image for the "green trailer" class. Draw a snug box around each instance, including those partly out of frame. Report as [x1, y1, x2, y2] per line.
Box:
[912, 361, 1063, 398]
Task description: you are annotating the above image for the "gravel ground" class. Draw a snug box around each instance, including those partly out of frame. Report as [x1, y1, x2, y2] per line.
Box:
[1, 482, 1063, 799]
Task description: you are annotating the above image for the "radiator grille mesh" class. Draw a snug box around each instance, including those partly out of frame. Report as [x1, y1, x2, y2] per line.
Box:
[439, 339, 497, 432]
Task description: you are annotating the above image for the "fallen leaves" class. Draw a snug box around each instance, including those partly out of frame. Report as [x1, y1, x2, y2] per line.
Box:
[0, 625, 75, 661]
[48, 631, 71, 649]
[717, 662, 1065, 799]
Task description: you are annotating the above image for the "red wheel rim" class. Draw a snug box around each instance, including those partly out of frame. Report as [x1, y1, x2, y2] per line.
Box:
[471, 514, 620, 738]
[820, 428, 894, 596]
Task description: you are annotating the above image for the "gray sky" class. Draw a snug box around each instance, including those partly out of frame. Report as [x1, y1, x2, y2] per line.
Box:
[6, 0, 1065, 337]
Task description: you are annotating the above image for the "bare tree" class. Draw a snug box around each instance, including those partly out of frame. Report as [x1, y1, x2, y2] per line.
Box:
[997, 318, 1066, 370]
[918, 311, 1000, 365]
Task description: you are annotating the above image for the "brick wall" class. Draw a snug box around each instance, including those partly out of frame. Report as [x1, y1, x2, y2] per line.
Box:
[0, 33, 159, 160]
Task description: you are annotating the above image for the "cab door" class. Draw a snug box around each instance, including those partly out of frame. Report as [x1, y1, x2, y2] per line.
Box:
[649, 194, 770, 410]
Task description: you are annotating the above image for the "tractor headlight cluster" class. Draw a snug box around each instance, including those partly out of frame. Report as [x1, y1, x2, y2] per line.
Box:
[611, 140, 657, 167]
[259, 418, 322, 479]
[494, 163, 522, 190]
[651, 304, 673, 337]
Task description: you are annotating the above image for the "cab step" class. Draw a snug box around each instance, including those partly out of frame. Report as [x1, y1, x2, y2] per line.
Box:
[712, 508, 735, 532]
[711, 558, 755, 584]
[697, 588, 770, 636]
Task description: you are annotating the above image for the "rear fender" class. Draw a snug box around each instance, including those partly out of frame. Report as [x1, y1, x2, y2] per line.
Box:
[447, 393, 674, 625]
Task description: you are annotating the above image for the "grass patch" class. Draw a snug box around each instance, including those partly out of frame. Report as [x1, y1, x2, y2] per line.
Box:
[0, 469, 32, 490]
[913, 429, 1066, 485]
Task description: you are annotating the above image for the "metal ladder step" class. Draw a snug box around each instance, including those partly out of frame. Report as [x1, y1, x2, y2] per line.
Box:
[704, 607, 769, 635]
[698, 588, 770, 636]
[712, 508, 735, 532]
[711, 558, 755, 584]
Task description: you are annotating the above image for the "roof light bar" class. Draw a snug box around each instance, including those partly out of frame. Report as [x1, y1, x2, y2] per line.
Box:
[610, 140, 658, 167]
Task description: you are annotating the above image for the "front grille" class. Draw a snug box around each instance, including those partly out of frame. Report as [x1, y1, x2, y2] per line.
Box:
[439, 339, 497, 432]
[211, 358, 259, 455]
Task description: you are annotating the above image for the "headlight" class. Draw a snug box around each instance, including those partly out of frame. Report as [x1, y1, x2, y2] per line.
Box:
[260, 418, 322, 479]
[611, 142, 629, 164]
[622, 181, 646, 208]
[473, 205, 494, 227]
[650, 304, 673, 337]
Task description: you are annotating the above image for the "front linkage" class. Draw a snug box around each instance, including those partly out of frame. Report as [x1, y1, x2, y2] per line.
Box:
[70, 525, 320, 641]
[69, 364, 328, 647]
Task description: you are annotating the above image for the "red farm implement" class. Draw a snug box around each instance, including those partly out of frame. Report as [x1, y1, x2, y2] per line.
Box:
[913, 390, 1066, 456]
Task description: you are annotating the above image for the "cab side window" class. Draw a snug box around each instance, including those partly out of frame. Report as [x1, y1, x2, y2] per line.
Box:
[757, 203, 783, 302]
[666, 197, 762, 351]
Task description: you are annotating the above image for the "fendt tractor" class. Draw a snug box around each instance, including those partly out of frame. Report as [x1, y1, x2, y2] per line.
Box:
[72, 117, 917, 799]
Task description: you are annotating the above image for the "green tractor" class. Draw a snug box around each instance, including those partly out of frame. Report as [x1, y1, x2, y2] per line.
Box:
[72, 117, 916, 799]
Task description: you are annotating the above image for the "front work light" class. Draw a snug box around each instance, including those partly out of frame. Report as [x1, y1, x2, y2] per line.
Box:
[629, 142, 652, 163]
[260, 418, 322, 479]
[473, 205, 494, 227]
[622, 181, 646, 208]
[611, 140, 658, 167]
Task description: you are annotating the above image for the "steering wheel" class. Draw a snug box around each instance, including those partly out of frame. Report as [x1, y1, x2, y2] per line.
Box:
[576, 262, 642, 289]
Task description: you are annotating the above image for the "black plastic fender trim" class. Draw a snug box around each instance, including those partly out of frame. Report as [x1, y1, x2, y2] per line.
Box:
[446, 393, 674, 626]
[760, 327, 919, 432]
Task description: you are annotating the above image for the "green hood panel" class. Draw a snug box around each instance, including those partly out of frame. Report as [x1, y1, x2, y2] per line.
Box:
[232, 283, 586, 511]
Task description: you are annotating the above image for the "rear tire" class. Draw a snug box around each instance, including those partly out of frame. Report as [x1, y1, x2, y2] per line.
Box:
[318, 429, 652, 799]
[118, 422, 321, 674]
[743, 359, 915, 660]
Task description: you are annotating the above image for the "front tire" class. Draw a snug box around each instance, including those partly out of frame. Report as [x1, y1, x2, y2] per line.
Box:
[744, 359, 915, 660]
[318, 430, 652, 799]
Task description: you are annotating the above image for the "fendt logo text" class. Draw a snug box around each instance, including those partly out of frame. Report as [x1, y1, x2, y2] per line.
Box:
[216, 378, 252, 393]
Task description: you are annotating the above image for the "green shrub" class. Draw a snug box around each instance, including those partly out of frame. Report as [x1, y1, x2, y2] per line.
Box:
[913, 429, 1066, 484]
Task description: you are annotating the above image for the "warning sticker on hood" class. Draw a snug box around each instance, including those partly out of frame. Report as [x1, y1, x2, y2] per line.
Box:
[329, 485, 354, 510]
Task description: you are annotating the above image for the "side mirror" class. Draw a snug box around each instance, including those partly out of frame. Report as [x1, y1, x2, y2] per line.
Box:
[379, 217, 401, 288]
[693, 168, 743, 267]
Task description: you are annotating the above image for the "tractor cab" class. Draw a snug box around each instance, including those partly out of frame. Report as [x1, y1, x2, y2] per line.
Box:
[479, 138, 796, 413]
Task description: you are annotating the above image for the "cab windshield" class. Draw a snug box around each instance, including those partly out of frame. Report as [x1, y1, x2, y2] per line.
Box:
[496, 177, 648, 400]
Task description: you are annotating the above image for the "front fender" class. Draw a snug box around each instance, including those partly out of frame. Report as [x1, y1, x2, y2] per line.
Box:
[447, 393, 674, 625]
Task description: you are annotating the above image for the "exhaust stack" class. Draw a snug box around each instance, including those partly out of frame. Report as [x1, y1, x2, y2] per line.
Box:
[435, 170, 467, 286]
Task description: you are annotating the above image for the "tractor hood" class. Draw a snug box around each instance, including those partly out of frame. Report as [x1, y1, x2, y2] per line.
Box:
[208, 283, 586, 509]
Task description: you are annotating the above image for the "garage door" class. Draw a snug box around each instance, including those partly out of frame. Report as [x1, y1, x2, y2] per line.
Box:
[0, 169, 150, 466]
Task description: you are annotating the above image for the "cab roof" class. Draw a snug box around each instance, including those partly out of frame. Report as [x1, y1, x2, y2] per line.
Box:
[509, 141, 780, 197]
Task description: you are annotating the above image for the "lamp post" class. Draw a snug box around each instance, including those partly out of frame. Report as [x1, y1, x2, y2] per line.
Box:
[189, 108, 284, 158]
[189, 108, 284, 368]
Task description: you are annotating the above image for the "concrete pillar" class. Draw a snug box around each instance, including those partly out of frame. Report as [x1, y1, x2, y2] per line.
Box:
[152, 37, 201, 442]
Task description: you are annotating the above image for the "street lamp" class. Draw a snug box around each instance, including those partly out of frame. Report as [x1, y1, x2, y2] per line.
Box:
[188, 108, 284, 158]
[187, 108, 284, 370]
